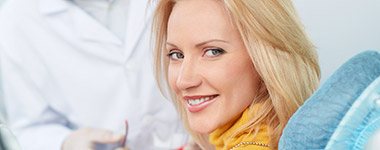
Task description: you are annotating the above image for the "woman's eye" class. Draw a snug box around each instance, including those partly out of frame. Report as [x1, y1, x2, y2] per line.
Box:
[204, 48, 225, 57]
[167, 51, 184, 60]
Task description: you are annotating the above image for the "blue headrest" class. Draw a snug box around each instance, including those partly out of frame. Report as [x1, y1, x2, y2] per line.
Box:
[325, 75, 380, 149]
[279, 50, 380, 149]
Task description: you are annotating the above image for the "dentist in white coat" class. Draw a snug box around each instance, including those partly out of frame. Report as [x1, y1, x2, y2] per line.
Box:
[0, 0, 187, 149]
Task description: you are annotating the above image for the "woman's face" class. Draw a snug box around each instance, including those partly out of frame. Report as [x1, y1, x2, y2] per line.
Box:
[166, 0, 260, 134]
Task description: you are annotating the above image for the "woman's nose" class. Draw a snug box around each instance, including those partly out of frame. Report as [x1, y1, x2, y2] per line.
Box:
[176, 60, 202, 91]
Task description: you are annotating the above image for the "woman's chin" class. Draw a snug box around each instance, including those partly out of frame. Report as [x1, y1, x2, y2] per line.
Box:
[189, 123, 216, 134]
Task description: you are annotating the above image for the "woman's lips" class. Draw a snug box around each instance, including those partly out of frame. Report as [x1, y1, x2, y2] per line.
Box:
[183, 95, 218, 113]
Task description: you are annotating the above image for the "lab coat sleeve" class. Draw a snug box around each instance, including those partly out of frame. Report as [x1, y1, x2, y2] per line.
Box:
[0, 44, 72, 150]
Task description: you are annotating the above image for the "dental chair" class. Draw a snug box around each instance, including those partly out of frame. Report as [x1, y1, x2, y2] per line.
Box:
[279, 50, 380, 150]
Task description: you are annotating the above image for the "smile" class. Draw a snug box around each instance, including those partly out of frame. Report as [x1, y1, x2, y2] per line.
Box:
[186, 95, 216, 105]
[183, 95, 218, 112]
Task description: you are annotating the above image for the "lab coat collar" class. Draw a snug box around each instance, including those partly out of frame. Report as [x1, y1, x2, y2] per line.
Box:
[72, 11, 123, 45]
[39, 0, 123, 45]
[38, 0, 70, 15]
[38, 0, 155, 51]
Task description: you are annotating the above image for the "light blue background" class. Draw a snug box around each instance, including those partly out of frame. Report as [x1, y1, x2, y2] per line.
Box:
[294, 0, 380, 82]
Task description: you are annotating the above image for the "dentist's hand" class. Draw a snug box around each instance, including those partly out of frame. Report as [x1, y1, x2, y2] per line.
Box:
[61, 128, 124, 150]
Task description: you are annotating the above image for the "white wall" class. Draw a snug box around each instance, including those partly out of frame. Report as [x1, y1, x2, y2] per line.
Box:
[0, 0, 5, 6]
[294, 0, 380, 82]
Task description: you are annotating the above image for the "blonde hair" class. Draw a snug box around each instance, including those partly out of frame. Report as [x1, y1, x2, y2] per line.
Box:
[152, 0, 320, 149]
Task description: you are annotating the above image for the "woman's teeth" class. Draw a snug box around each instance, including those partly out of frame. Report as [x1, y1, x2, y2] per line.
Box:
[187, 96, 212, 106]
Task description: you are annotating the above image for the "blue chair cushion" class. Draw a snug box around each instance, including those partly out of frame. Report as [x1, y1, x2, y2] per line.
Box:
[279, 50, 380, 149]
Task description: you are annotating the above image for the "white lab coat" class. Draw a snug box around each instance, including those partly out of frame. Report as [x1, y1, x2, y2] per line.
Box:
[0, 0, 187, 149]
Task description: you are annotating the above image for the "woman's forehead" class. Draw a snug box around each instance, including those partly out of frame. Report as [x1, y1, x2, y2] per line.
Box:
[167, 0, 237, 44]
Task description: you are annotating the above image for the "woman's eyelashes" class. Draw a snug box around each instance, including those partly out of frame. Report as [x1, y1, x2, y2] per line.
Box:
[203, 48, 226, 57]
[167, 50, 184, 60]
[167, 47, 226, 61]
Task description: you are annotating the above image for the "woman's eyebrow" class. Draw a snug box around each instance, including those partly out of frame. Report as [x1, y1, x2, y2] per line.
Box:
[166, 42, 178, 48]
[195, 39, 228, 48]
[166, 39, 228, 48]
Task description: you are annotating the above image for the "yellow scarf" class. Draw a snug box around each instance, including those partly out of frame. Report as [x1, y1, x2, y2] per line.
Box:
[209, 105, 270, 150]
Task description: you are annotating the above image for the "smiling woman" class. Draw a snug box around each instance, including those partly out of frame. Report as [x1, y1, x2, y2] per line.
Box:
[153, 0, 320, 149]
